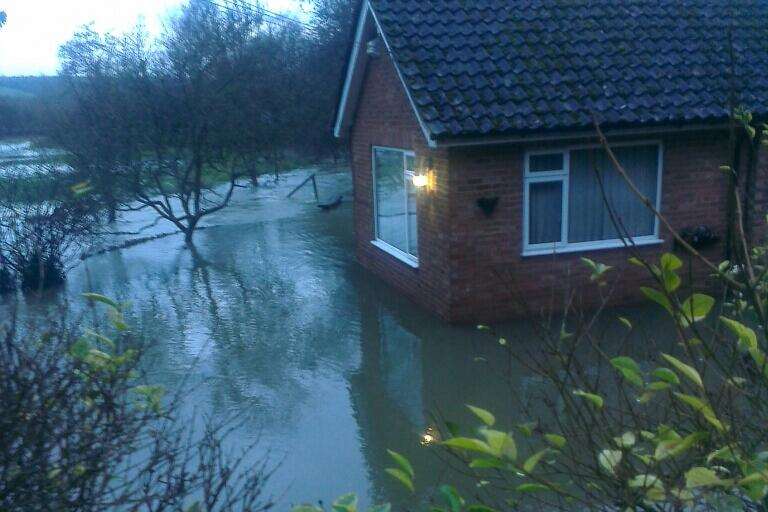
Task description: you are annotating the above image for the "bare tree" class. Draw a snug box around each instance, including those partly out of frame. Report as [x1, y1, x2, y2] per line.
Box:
[56, 1, 295, 245]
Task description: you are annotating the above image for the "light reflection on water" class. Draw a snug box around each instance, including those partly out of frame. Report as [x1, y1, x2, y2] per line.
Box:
[0, 157, 671, 509]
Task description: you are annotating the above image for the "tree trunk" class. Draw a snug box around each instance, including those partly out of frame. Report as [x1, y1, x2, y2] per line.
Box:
[184, 217, 200, 246]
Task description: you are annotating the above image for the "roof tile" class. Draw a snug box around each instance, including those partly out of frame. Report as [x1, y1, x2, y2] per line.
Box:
[370, 0, 768, 139]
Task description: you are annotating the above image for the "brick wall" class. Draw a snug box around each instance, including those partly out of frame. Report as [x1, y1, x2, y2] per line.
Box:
[446, 132, 732, 323]
[349, 48, 744, 324]
[349, 48, 452, 319]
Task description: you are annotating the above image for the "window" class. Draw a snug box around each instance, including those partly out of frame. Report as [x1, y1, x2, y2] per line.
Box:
[373, 147, 418, 266]
[523, 143, 662, 255]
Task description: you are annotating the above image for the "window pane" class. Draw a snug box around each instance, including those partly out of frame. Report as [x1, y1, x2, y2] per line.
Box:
[569, 145, 658, 243]
[375, 148, 408, 253]
[529, 181, 563, 244]
[406, 155, 418, 257]
[374, 148, 420, 258]
[529, 153, 564, 173]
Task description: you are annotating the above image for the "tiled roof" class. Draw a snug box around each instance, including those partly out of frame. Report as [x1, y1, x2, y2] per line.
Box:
[369, 0, 768, 141]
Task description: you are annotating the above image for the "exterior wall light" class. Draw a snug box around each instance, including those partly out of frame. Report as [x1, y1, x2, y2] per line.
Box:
[411, 173, 429, 188]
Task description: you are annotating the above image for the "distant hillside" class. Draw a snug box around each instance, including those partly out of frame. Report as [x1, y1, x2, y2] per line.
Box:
[0, 85, 33, 99]
[0, 76, 64, 98]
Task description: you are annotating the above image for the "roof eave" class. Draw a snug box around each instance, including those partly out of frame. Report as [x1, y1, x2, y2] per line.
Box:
[432, 119, 732, 148]
[333, 0, 437, 148]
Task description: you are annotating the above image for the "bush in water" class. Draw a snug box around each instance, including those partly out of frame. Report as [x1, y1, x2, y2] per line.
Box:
[18, 251, 65, 291]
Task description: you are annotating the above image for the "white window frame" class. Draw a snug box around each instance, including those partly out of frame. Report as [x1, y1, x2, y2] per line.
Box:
[371, 145, 419, 268]
[522, 141, 664, 257]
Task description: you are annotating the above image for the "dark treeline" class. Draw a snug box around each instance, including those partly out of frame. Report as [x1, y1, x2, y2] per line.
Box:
[1, 0, 354, 156]
[0, 77, 65, 137]
[43, 0, 354, 241]
[0, 0, 356, 289]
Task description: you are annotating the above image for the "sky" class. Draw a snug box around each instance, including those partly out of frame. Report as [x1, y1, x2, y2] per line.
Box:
[0, 0, 305, 76]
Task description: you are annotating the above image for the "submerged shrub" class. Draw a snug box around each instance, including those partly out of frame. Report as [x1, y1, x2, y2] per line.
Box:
[19, 251, 65, 291]
[0, 263, 14, 294]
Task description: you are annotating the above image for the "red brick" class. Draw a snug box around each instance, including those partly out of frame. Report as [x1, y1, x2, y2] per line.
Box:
[349, 50, 758, 324]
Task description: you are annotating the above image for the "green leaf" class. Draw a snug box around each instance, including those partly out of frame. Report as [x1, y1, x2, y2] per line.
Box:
[515, 421, 537, 437]
[661, 253, 683, 271]
[573, 390, 604, 409]
[467, 405, 495, 427]
[655, 431, 707, 460]
[652, 367, 680, 385]
[720, 317, 758, 350]
[685, 467, 728, 489]
[516, 483, 551, 493]
[480, 429, 517, 460]
[611, 356, 644, 387]
[611, 356, 641, 374]
[674, 393, 726, 431]
[581, 257, 612, 282]
[749, 347, 768, 381]
[707, 445, 739, 464]
[659, 253, 683, 292]
[647, 381, 671, 391]
[628, 474, 661, 488]
[598, 449, 623, 475]
[628, 474, 666, 501]
[438, 485, 463, 512]
[641, 287, 673, 314]
[442, 437, 494, 456]
[368, 505, 392, 512]
[82, 293, 120, 310]
[387, 450, 413, 478]
[469, 457, 506, 469]
[613, 432, 636, 449]
[523, 449, 549, 473]
[679, 294, 715, 327]
[544, 434, 566, 449]
[385, 468, 414, 493]
[618, 316, 633, 329]
[332, 493, 358, 512]
[467, 506, 497, 512]
[661, 354, 703, 388]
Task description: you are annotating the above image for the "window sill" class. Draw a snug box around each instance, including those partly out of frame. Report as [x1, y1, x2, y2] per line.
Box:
[371, 240, 419, 268]
[522, 237, 664, 257]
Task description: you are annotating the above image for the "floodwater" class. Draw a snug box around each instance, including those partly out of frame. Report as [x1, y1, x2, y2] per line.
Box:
[0, 140, 670, 509]
[0, 138, 69, 178]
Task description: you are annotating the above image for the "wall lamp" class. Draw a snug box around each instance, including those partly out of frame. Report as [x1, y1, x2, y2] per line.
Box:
[408, 156, 434, 190]
[411, 173, 429, 188]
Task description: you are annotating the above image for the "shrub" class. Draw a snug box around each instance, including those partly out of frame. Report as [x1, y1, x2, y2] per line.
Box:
[18, 250, 65, 290]
[0, 295, 273, 511]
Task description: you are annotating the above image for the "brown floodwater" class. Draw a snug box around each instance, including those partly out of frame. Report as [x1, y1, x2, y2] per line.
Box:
[0, 161, 672, 510]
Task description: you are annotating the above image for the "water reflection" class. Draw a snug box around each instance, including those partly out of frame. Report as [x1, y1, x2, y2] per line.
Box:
[0, 166, 672, 509]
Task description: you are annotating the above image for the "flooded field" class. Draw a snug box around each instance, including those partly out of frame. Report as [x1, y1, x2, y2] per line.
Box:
[0, 139, 670, 509]
[0, 138, 69, 178]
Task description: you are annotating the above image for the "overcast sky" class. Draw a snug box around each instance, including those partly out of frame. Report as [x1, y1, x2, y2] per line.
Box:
[0, 0, 304, 76]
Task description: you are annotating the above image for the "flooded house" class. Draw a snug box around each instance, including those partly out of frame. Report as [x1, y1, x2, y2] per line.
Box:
[333, 0, 768, 323]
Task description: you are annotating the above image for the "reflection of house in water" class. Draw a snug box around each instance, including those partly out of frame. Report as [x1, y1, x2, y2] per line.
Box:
[346, 270, 676, 505]
[378, 312, 425, 427]
[347, 276, 519, 504]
